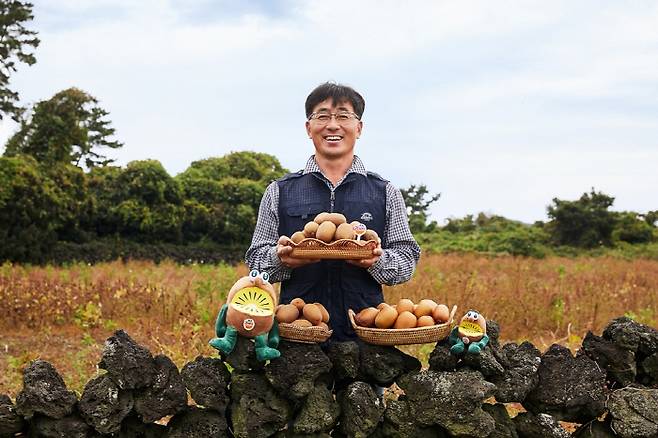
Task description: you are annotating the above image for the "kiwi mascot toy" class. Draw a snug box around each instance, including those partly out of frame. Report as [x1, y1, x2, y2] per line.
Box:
[449, 310, 489, 355]
[209, 270, 280, 361]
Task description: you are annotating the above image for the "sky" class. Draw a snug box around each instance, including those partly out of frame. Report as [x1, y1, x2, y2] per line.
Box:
[1, 0, 657, 224]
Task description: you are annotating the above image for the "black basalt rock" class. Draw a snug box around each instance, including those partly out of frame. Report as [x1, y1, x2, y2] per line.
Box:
[167, 406, 229, 438]
[608, 387, 658, 438]
[229, 372, 292, 438]
[133, 354, 187, 423]
[78, 373, 133, 435]
[98, 330, 156, 390]
[28, 413, 90, 438]
[0, 394, 25, 436]
[524, 344, 607, 423]
[572, 420, 617, 438]
[460, 343, 505, 378]
[513, 412, 571, 438]
[292, 383, 340, 434]
[15, 360, 77, 420]
[221, 335, 265, 372]
[581, 331, 636, 387]
[428, 342, 458, 372]
[117, 413, 168, 438]
[490, 341, 541, 403]
[481, 403, 518, 438]
[265, 341, 332, 401]
[639, 352, 658, 385]
[397, 370, 496, 437]
[337, 381, 385, 438]
[375, 399, 447, 438]
[325, 341, 360, 381]
[358, 343, 421, 387]
[181, 356, 231, 413]
[603, 316, 658, 357]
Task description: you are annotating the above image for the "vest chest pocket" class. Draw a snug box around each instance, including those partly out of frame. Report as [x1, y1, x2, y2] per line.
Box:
[285, 203, 325, 221]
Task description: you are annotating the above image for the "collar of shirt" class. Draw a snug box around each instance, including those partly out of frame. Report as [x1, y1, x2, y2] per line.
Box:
[302, 155, 367, 188]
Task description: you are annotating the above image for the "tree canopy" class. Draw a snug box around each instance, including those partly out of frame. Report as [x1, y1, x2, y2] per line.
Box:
[400, 183, 441, 233]
[4, 87, 123, 168]
[0, 0, 39, 121]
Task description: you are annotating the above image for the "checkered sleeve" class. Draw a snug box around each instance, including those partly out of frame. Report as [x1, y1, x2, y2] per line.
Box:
[244, 181, 292, 283]
[367, 183, 421, 285]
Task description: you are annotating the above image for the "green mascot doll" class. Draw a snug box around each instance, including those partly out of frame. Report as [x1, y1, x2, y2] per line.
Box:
[449, 310, 489, 355]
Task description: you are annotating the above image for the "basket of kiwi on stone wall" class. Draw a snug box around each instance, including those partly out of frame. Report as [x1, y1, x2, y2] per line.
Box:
[349, 300, 457, 346]
[275, 298, 332, 344]
[281, 212, 379, 260]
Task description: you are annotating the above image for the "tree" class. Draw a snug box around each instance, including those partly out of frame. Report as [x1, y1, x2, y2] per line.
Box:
[546, 189, 616, 248]
[0, 0, 39, 121]
[4, 87, 122, 167]
[400, 184, 440, 233]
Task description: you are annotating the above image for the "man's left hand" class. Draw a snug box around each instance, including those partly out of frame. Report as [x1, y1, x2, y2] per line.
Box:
[347, 239, 382, 269]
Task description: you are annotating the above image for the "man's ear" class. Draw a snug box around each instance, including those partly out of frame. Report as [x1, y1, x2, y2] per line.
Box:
[305, 120, 312, 138]
[356, 120, 363, 139]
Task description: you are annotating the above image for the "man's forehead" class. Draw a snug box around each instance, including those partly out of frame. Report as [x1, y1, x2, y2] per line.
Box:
[312, 98, 354, 112]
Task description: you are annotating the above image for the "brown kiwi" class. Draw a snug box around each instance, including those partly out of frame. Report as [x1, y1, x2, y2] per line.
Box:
[291, 231, 306, 244]
[314, 302, 330, 322]
[303, 221, 319, 237]
[303, 303, 323, 325]
[314, 212, 330, 224]
[375, 305, 398, 329]
[316, 221, 337, 242]
[291, 319, 313, 328]
[290, 298, 306, 311]
[335, 222, 355, 240]
[275, 304, 299, 323]
[355, 307, 379, 327]
[363, 229, 379, 242]
[326, 213, 347, 225]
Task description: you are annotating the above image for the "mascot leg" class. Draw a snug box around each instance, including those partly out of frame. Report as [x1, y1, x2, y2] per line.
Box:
[254, 333, 280, 361]
[209, 325, 238, 355]
[450, 340, 466, 355]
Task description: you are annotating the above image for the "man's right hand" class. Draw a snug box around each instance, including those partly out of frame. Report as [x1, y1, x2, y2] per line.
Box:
[277, 236, 320, 269]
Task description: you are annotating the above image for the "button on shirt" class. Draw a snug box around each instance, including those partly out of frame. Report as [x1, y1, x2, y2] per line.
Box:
[245, 155, 421, 285]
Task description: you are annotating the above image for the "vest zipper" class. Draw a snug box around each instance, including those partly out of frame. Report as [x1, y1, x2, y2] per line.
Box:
[330, 190, 335, 212]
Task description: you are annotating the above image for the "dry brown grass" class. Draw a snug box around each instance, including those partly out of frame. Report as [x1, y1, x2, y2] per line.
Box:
[1, 254, 657, 398]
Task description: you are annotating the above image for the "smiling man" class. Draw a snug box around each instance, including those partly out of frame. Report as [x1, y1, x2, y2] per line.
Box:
[246, 82, 420, 341]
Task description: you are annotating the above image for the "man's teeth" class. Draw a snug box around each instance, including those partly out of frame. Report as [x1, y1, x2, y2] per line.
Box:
[325, 136, 342, 141]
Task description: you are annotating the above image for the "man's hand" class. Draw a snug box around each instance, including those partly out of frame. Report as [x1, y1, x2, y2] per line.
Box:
[347, 238, 383, 269]
[277, 236, 320, 269]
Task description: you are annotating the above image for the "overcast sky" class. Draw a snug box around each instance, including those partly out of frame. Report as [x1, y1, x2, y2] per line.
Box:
[1, 0, 657, 224]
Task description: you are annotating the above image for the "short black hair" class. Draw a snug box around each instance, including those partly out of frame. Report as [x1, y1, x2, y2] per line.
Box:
[305, 82, 365, 119]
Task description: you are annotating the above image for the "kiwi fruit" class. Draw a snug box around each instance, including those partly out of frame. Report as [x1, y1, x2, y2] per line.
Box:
[291, 231, 306, 244]
[303, 221, 319, 237]
[316, 221, 337, 243]
[335, 222, 355, 240]
[326, 213, 347, 225]
[363, 229, 379, 242]
[314, 212, 330, 224]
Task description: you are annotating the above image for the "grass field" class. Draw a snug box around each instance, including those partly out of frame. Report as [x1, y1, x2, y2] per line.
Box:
[1, 253, 657, 398]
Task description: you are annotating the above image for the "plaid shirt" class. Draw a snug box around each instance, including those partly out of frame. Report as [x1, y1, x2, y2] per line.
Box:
[245, 155, 421, 285]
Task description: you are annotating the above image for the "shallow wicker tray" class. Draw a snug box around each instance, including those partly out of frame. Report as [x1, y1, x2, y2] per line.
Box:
[348, 305, 458, 346]
[278, 322, 333, 344]
[285, 238, 378, 260]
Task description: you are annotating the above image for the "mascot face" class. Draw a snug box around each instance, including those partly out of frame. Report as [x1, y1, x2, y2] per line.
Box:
[226, 270, 277, 337]
[457, 310, 487, 342]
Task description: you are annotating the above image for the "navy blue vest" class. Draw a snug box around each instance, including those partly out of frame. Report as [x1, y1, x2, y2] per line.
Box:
[277, 171, 388, 341]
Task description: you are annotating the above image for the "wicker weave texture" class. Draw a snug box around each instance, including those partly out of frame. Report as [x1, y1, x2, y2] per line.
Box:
[348, 305, 458, 346]
[287, 238, 377, 260]
[278, 322, 332, 344]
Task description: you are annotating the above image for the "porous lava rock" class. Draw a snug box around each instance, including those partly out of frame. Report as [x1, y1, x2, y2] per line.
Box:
[117, 413, 168, 438]
[229, 372, 292, 438]
[481, 403, 518, 438]
[639, 352, 658, 385]
[133, 354, 187, 422]
[220, 335, 265, 372]
[358, 344, 421, 387]
[265, 341, 332, 400]
[397, 370, 496, 437]
[292, 383, 340, 435]
[524, 344, 607, 422]
[273, 432, 331, 438]
[0, 394, 25, 436]
[489, 341, 541, 403]
[15, 360, 77, 420]
[337, 381, 385, 438]
[78, 373, 133, 434]
[513, 412, 570, 438]
[375, 399, 447, 438]
[572, 420, 617, 438]
[581, 331, 636, 387]
[486, 320, 501, 347]
[181, 356, 231, 412]
[28, 413, 90, 438]
[603, 316, 658, 357]
[98, 330, 155, 390]
[167, 406, 229, 438]
[325, 341, 360, 381]
[608, 387, 658, 438]
[428, 342, 458, 372]
[460, 344, 505, 378]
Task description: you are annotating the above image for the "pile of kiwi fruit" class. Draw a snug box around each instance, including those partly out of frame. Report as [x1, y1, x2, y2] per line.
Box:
[355, 299, 450, 329]
[287, 212, 379, 244]
[275, 298, 331, 330]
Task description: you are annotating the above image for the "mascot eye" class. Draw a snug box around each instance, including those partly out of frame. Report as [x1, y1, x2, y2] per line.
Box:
[473, 312, 479, 319]
[249, 269, 259, 278]
[259, 272, 270, 283]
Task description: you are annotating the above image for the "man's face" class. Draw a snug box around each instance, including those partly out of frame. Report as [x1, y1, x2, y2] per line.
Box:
[305, 98, 363, 160]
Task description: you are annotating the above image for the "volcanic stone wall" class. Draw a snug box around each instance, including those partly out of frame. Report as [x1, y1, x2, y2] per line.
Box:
[2, 316, 658, 437]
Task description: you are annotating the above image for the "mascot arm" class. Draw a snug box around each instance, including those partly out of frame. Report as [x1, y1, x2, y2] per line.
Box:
[448, 326, 460, 345]
[268, 320, 280, 348]
[215, 304, 228, 338]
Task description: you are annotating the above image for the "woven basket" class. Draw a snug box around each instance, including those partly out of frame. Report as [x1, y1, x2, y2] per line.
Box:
[278, 322, 333, 344]
[287, 238, 378, 260]
[348, 305, 458, 346]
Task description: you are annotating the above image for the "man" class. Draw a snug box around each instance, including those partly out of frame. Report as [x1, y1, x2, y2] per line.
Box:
[246, 82, 420, 341]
